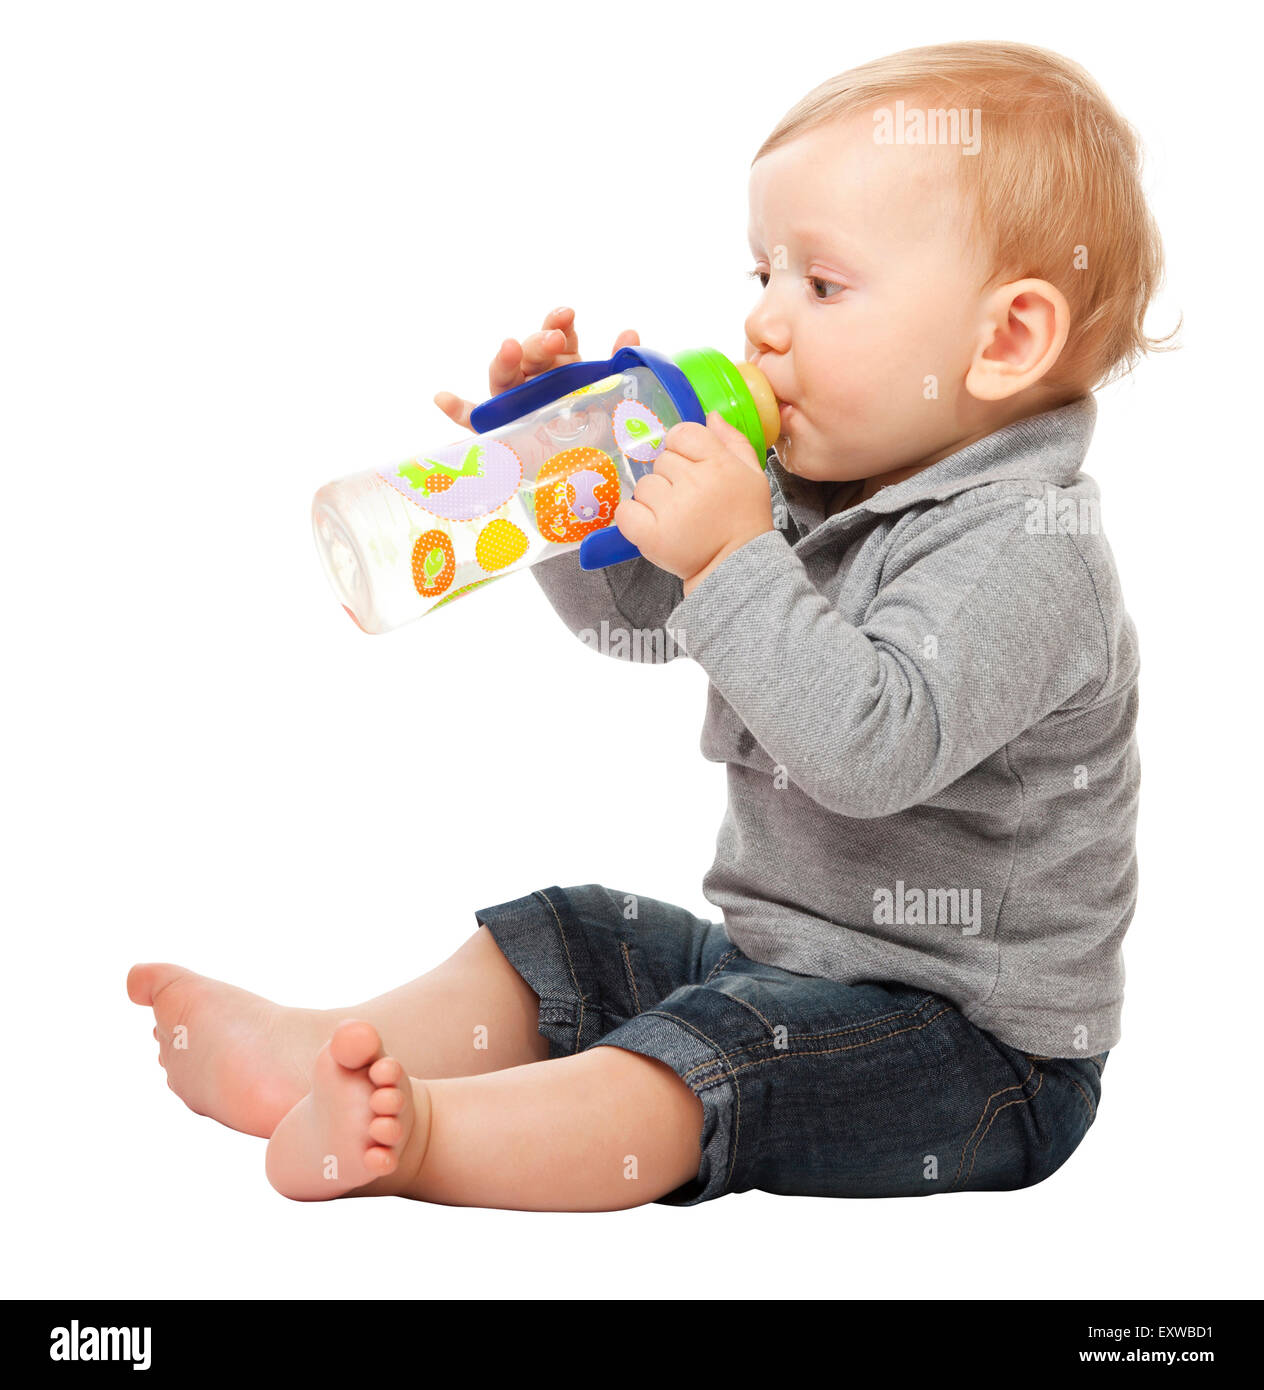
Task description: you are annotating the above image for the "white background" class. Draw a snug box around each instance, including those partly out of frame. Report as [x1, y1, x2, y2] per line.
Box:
[3, 0, 1258, 1300]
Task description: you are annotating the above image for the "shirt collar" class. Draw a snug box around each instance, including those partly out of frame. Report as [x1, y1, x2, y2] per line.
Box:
[767, 394, 1097, 552]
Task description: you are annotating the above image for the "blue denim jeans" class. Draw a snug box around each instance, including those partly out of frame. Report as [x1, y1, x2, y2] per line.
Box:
[476, 883, 1108, 1205]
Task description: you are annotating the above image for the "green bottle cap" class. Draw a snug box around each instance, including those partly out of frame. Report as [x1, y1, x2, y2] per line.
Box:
[672, 348, 779, 467]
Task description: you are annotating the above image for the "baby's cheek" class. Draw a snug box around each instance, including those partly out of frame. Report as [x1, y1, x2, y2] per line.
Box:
[837, 340, 935, 423]
[821, 376, 883, 434]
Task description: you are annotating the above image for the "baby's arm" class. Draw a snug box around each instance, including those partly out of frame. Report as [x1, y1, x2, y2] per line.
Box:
[663, 497, 1112, 817]
[529, 545, 684, 663]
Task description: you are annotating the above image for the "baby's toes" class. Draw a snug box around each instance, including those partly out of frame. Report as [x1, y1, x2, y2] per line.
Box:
[370, 1084, 405, 1117]
[369, 1115, 402, 1146]
[329, 1019, 382, 1070]
[364, 1144, 397, 1177]
[365, 1063, 410, 1175]
[368, 1056, 402, 1087]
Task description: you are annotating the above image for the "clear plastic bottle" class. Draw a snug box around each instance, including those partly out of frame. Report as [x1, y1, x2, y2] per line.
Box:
[311, 347, 778, 634]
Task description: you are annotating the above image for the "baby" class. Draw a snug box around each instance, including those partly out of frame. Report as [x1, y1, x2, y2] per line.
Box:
[129, 40, 1164, 1207]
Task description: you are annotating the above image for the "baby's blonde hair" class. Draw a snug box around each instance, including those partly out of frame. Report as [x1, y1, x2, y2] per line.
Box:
[754, 41, 1176, 394]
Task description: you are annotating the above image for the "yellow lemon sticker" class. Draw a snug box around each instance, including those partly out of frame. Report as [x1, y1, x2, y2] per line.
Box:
[474, 518, 530, 572]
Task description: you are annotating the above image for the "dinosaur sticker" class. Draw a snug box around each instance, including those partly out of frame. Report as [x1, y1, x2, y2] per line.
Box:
[379, 438, 524, 521]
[397, 445, 485, 495]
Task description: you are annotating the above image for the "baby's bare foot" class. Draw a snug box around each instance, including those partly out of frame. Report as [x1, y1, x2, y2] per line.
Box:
[265, 1021, 430, 1201]
[127, 963, 335, 1137]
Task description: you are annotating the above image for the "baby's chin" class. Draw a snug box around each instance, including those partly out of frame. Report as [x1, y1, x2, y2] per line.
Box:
[775, 436, 857, 486]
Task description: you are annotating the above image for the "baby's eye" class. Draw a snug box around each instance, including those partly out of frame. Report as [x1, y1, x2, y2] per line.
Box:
[746, 267, 770, 289]
[809, 276, 846, 300]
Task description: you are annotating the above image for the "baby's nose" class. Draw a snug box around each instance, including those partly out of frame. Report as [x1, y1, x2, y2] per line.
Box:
[744, 302, 789, 359]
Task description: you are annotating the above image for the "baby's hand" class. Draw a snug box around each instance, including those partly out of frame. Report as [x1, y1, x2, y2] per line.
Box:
[614, 413, 774, 595]
[433, 307, 639, 432]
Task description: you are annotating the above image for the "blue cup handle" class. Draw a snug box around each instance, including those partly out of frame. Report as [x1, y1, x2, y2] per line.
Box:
[579, 525, 641, 569]
[469, 347, 643, 433]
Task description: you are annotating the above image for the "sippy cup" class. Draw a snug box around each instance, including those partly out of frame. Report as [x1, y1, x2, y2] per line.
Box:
[311, 345, 780, 634]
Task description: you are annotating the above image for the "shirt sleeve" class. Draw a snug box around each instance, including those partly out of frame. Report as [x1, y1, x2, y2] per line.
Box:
[662, 499, 1109, 818]
[530, 546, 686, 663]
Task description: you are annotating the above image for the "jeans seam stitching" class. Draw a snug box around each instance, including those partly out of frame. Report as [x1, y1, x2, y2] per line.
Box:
[780, 994, 940, 1044]
[960, 1068, 1044, 1190]
[682, 1005, 955, 1082]
[703, 947, 740, 984]
[1066, 1073, 1096, 1122]
[679, 993, 941, 1072]
[952, 1062, 1042, 1190]
[632, 1008, 743, 1194]
[953, 1063, 1034, 1187]
[726, 992, 778, 1037]
[533, 889, 587, 1053]
[619, 941, 642, 1015]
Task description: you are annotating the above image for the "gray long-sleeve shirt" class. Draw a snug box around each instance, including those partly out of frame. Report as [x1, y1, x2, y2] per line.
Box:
[531, 395, 1138, 1057]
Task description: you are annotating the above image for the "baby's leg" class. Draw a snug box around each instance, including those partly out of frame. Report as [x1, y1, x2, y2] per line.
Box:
[267, 1020, 704, 1209]
[127, 926, 548, 1138]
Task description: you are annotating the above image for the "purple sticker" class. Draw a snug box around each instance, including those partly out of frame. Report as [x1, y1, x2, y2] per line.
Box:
[613, 399, 667, 470]
[379, 439, 524, 520]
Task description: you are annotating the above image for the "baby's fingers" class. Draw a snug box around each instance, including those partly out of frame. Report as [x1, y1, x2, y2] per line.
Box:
[433, 389, 475, 432]
[543, 305, 580, 357]
[612, 495, 657, 551]
[518, 325, 575, 378]
[488, 337, 528, 395]
[514, 306, 586, 382]
[449, 309, 621, 433]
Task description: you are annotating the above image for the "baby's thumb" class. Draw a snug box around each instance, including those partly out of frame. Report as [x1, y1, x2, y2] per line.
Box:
[706, 411, 763, 471]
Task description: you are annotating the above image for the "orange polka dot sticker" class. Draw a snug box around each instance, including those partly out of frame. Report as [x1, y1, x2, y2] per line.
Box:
[411, 530, 455, 597]
[474, 517, 529, 572]
[533, 447, 620, 544]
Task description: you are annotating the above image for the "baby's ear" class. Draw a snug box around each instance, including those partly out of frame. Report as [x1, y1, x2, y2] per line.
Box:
[967, 278, 1071, 401]
[707, 412, 763, 472]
